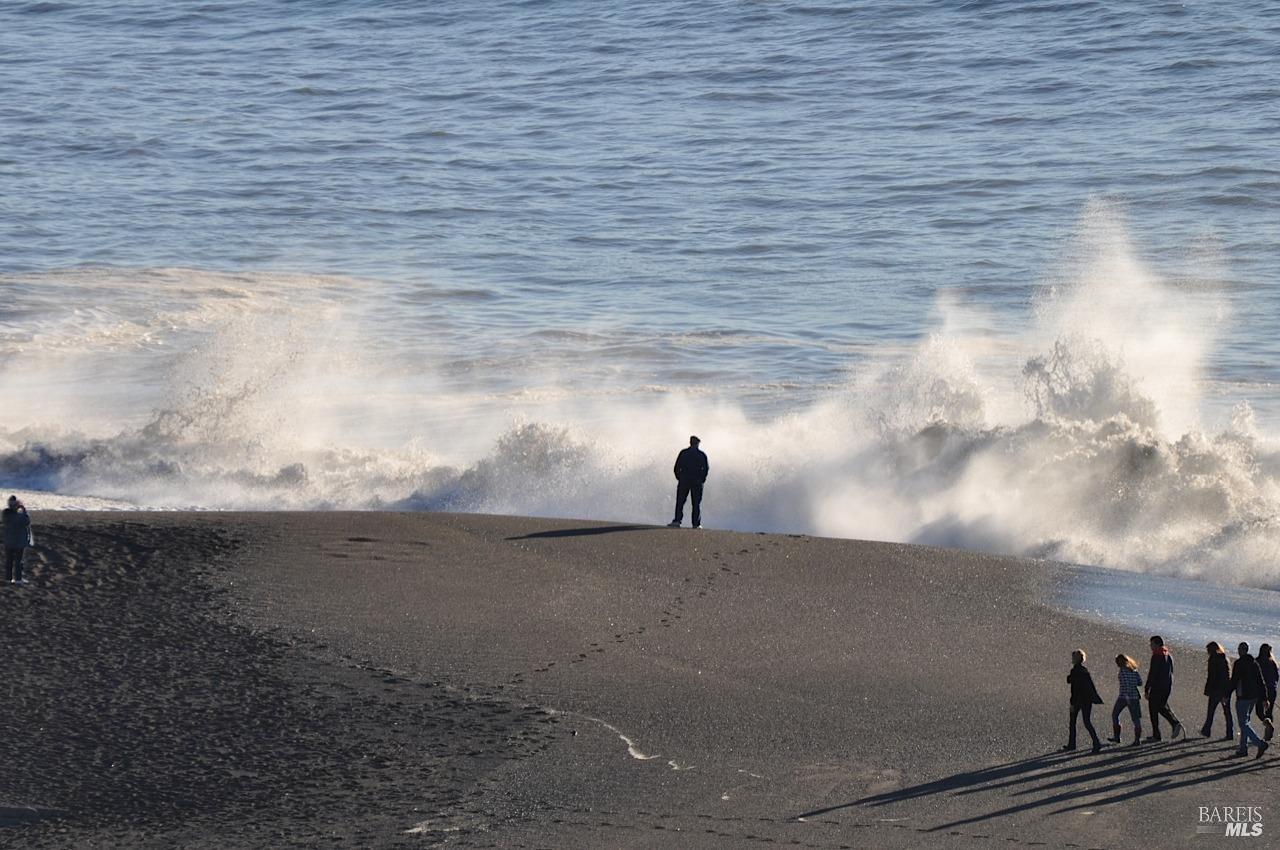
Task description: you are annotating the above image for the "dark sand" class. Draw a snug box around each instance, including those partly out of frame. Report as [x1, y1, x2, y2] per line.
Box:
[2, 513, 1275, 848]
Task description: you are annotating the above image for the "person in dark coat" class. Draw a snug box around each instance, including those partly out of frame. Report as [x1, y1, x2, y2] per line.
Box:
[1064, 649, 1104, 753]
[1230, 642, 1271, 759]
[2, 495, 32, 585]
[667, 435, 709, 529]
[1144, 635, 1184, 742]
[1200, 642, 1234, 740]
[1258, 644, 1277, 742]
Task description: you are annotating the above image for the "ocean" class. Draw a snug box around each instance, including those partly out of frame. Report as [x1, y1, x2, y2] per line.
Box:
[2, 1, 1279, 587]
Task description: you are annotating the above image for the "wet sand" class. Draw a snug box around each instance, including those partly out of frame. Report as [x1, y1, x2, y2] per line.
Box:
[1, 512, 1275, 848]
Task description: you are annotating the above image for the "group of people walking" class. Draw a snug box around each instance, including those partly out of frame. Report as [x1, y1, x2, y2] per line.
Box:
[1067, 635, 1277, 760]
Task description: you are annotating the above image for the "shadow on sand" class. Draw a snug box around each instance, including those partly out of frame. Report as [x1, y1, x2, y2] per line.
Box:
[797, 741, 1277, 831]
[506, 524, 657, 540]
[0, 804, 67, 827]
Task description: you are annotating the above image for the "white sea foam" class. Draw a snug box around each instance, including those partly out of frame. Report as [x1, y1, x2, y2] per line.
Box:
[0, 489, 140, 512]
[1, 208, 1278, 588]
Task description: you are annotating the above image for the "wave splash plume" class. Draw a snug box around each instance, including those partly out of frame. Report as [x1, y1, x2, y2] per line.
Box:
[1, 206, 1278, 588]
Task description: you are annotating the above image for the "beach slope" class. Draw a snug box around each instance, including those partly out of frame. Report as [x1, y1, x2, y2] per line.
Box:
[2, 512, 1274, 848]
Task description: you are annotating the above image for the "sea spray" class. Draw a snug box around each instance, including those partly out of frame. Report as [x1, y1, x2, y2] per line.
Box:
[1, 213, 1278, 587]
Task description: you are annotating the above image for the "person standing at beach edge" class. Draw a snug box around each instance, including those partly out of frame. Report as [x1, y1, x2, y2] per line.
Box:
[3, 495, 32, 585]
[667, 436, 709, 529]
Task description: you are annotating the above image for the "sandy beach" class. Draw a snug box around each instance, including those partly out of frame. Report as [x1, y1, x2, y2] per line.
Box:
[2, 512, 1276, 849]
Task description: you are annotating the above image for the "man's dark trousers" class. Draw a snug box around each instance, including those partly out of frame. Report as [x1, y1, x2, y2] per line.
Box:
[4, 547, 23, 582]
[1148, 689, 1179, 739]
[674, 481, 702, 527]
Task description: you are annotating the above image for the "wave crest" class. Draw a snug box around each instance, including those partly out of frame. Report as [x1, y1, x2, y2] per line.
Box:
[3, 210, 1279, 587]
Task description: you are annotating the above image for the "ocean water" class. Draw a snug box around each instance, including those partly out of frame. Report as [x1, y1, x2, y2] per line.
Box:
[1051, 563, 1280, 651]
[3, 1, 1280, 586]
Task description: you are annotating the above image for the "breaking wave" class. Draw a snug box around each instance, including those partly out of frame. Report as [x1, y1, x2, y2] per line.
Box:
[2, 205, 1279, 588]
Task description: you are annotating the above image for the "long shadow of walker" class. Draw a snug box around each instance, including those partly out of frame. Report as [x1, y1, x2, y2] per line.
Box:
[796, 741, 1278, 831]
[505, 524, 657, 540]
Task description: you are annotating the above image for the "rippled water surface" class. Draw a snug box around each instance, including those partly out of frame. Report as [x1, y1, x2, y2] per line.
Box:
[4, 2, 1278, 391]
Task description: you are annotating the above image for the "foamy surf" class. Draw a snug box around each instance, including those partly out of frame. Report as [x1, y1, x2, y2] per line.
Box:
[0, 488, 141, 512]
[2, 206, 1279, 589]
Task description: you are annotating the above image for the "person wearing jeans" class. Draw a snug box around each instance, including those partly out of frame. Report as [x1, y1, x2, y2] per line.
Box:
[1229, 642, 1270, 759]
[668, 435, 709, 529]
[1111, 654, 1144, 746]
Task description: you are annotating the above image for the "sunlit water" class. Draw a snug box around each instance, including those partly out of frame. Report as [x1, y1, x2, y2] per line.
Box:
[1052, 563, 1280, 649]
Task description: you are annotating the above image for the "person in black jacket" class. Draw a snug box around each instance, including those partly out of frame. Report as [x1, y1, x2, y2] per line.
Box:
[1200, 642, 1234, 740]
[667, 436, 709, 529]
[1258, 644, 1277, 742]
[2, 495, 32, 585]
[1229, 642, 1270, 759]
[1145, 635, 1184, 742]
[1064, 649, 1104, 753]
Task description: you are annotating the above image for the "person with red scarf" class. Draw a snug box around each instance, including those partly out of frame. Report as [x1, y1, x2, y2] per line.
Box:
[1144, 635, 1184, 742]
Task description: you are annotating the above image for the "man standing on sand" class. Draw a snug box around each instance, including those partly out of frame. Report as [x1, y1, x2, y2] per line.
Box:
[3, 495, 32, 585]
[667, 436, 708, 529]
[1145, 635, 1184, 742]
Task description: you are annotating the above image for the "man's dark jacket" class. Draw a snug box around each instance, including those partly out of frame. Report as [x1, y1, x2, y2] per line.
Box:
[1148, 648, 1174, 694]
[1, 508, 30, 550]
[674, 447, 709, 484]
[1231, 653, 1268, 701]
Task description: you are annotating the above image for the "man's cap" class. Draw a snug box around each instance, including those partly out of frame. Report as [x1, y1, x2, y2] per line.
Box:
[689, 435, 700, 443]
